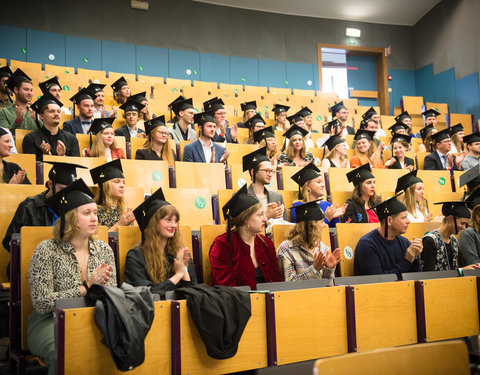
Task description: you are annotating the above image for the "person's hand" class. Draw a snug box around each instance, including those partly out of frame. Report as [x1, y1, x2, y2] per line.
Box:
[110, 107, 118, 117]
[324, 203, 347, 221]
[405, 237, 423, 263]
[313, 251, 326, 272]
[172, 250, 187, 276]
[9, 169, 26, 184]
[462, 263, 480, 270]
[219, 148, 230, 163]
[15, 104, 27, 122]
[324, 248, 341, 269]
[447, 154, 454, 169]
[56, 140, 66, 156]
[377, 141, 385, 154]
[181, 247, 191, 266]
[405, 164, 414, 172]
[40, 140, 51, 155]
[384, 158, 396, 167]
[230, 123, 238, 142]
[455, 152, 465, 168]
[117, 210, 136, 226]
[340, 159, 349, 168]
[424, 213, 433, 223]
[432, 214, 444, 223]
[88, 263, 114, 287]
[265, 202, 283, 219]
[137, 132, 147, 138]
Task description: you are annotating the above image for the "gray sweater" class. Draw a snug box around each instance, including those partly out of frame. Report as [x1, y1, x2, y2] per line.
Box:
[459, 227, 480, 266]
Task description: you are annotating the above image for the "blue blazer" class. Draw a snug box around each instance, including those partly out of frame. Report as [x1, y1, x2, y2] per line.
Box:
[63, 117, 86, 135]
[183, 139, 225, 163]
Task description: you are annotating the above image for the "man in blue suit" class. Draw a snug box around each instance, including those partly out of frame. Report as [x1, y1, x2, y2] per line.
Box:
[183, 112, 230, 163]
[62, 88, 96, 135]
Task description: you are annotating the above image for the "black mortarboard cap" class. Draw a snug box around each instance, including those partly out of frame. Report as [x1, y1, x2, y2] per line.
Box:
[322, 119, 340, 134]
[287, 112, 304, 125]
[119, 99, 145, 113]
[222, 184, 259, 221]
[419, 124, 435, 142]
[272, 104, 289, 115]
[354, 129, 375, 142]
[31, 93, 63, 113]
[362, 107, 377, 121]
[242, 147, 270, 173]
[86, 83, 106, 94]
[388, 121, 409, 134]
[194, 112, 215, 126]
[0, 128, 7, 137]
[39, 77, 61, 95]
[448, 123, 464, 137]
[283, 124, 309, 140]
[44, 161, 88, 185]
[253, 126, 274, 143]
[293, 200, 325, 223]
[130, 91, 148, 103]
[0, 66, 13, 79]
[170, 96, 194, 115]
[299, 107, 313, 117]
[241, 101, 257, 111]
[5, 68, 31, 91]
[459, 165, 480, 188]
[90, 159, 124, 186]
[465, 188, 480, 209]
[144, 116, 166, 136]
[346, 163, 374, 186]
[395, 170, 423, 194]
[463, 133, 480, 145]
[330, 101, 346, 116]
[369, 193, 406, 223]
[111, 76, 128, 92]
[133, 187, 170, 234]
[244, 113, 265, 129]
[434, 200, 471, 234]
[203, 97, 225, 113]
[430, 128, 450, 144]
[395, 111, 411, 122]
[391, 133, 412, 145]
[88, 117, 115, 135]
[70, 88, 95, 105]
[323, 135, 344, 151]
[422, 108, 440, 118]
[291, 163, 322, 188]
[47, 179, 94, 217]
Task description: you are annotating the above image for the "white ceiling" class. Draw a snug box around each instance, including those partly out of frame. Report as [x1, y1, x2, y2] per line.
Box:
[192, 0, 442, 26]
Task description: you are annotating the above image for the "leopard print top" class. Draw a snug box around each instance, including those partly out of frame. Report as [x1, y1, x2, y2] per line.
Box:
[28, 238, 117, 314]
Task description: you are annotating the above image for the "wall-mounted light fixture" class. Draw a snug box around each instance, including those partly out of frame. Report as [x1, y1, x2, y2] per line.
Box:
[346, 28, 361, 38]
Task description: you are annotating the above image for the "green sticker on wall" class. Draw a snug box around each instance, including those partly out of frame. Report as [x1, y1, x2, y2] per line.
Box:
[194, 197, 207, 209]
[139, 65, 144, 71]
[63, 85, 70, 91]
[152, 171, 163, 181]
[241, 77, 246, 82]
[284, 80, 289, 85]
[316, 115, 322, 121]
[438, 177, 446, 185]
[257, 111, 262, 116]
[37, 95, 42, 100]
[193, 69, 198, 75]
[234, 89, 238, 94]
[64, 70, 70, 74]
[83, 57, 89, 63]
[172, 88, 178, 92]
[264, 106, 269, 111]
[21, 48, 27, 54]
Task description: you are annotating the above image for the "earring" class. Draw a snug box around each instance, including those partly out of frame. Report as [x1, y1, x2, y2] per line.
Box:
[307, 189, 311, 194]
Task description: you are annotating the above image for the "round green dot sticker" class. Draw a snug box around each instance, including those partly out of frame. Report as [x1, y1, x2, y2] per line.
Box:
[257, 111, 262, 116]
[37, 95, 42, 100]
[63, 85, 70, 91]
[193, 69, 198, 75]
[152, 171, 163, 181]
[284, 80, 289, 85]
[234, 89, 238, 94]
[21, 48, 27, 54]
[172, 88, 178, 92]
[139, 65, 144, 71]
[316, 115, 322, 121]
[438, 177, 446, 185]
[241, 77, 246, 82]
[194, 197, 207, 209]
[83, 57, 89, 63]
[264, 106, 269, 110]
[237, 178, 246, 188]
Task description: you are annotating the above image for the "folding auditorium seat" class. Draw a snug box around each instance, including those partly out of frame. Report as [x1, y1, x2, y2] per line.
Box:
[292, 88, 316, 97]
[449, 113, 475, 134]
[76, 68, 107, 82]
[199, 224, 226, 285]
[401, 96, 424, 115]
[224, 143, 257, 168]
[43, 64, 75, 76]
[174, 161, 226, 194]
[4, 153, 36, 184]
[42, 155, 105, 186]
[14, 129, 32, 154]
[417, 170, 453, 193]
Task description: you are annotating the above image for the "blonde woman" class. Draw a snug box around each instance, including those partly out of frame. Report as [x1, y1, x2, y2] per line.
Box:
[85, 117, 125, 160]
[272, 104, 289, 131]
[449, 123, 465, 154]
[349, 129, 384, 169]
[244, 113, 265, 144]
[320, 135, 350, 173]
[277, 125, 314, 167]
[238, 101, 257, 126]
[125, 188, 196, 292]
[135, 116, 176, 166]
[111, 76, 130, 106]
[418, 124, 437, 153]
[254, 126, 278, 169]
[395, 170, 434, 223]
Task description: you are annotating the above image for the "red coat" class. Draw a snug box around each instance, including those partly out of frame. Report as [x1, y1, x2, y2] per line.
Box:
[209, 231, 283, 290]
[84, 148, 125, 159]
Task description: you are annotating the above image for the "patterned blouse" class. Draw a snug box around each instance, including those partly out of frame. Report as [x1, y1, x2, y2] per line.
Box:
[277, 152, 315, 166]
[29, 238, 117, 314]
[97, 206, 122, 229]
[277, 240, 335, 281]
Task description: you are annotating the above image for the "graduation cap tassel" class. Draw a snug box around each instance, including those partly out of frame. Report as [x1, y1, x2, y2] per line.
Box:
[34, 112, 41, 129]
[453, 214, 458, 235]
[89, 133, 93, 148]
[281, 138, 286, 152]
[60, 216, 66, 239]
[305, 221, 309, 245]
[227, 218, 232, 243]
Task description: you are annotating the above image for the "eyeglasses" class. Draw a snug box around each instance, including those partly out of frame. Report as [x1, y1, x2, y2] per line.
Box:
[258, 169, 275, 175]
[157, 131, 169, 136]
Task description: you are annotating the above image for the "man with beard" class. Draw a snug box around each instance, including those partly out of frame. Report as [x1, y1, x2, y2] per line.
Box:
[87, 83, 114, 118]
[168, 95, 197, 145]
[0, 66, 13, 109]
[62, 88, 96, 135]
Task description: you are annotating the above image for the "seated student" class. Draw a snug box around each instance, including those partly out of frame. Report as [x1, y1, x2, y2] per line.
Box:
[354, 195, 422, 277]
[395, 111, 413, 136]
[167, 95, 197, 145]
[243, 147, 287, 221]
[2, 161, 87, 253]
[299, 107, 316, 133]
[254, 126, 278, 169]
[459, 165, 480, 199]
[362, 107, 386, 137]
[287, 111, 314, 150]
[317, 119, 351, 149]
[388, 121, 410, 137]
[449, 123, 465, 154]
[210, 185, 282, 290]
[290, 163, 346, 226]
[423, 108, 440, 127]
[417, 124, 437, 153]
[85, 117, 125, 160]
[39, 77, 71, 115]
[0, 127, 29, 184]
[23, 93, 80, 161]
[130, 91, 150, 130]
[135, 116, 176, 165]
[460, 189, 480, 265]
[62, 88, 96, 135]
[28, 179, 116, 374]
[111, 76, 130, 106]
[384, 133, 415, 170]
[114, 99, 146, 143]
[461, 133, 480, 171]
[87, 83, 113, 119]
[277, 125, 314, 167]
[395, 170, 437, 223]
[90, 159, 135, 232]
[349, 129, 384, 169]
[320, 134, 350, 173]
[277, 201, 341, 281]
[342, 163, 379, 223]
[244, 113, 266, 144]
[422, 200, 478, 272]
[182, 112, 230, 163]
[237, 100, 257, 128]
[0, 66, 13, 109]
[330, 101, 355, 136]
[125, 188, 196, 292]
[272, 104, 290, 132]
[424, 128, 463, 170]
[203, 97, 238, 144]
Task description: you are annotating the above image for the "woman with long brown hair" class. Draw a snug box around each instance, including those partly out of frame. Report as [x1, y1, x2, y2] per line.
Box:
[277, 125, 314, 167]
[320, 134, 350, 173]
[418, 124, 437, 153]
[135, 116, 176, 166]
[125, 188, 196, 292]
[349, 129, 384, 169]
[85, 117, 125, 160]
[111, 76, 130, 106]
[244, 113, 265, 144]
[254, 126, 278, 169]
[272, 104, 290, 131]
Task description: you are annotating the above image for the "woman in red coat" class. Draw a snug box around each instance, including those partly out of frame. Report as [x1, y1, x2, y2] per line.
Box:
[210, 185, 283, 290]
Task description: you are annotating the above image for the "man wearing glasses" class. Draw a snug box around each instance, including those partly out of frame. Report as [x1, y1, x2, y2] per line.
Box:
[424, 128, 463, 170]
[243, 147, 287, 221]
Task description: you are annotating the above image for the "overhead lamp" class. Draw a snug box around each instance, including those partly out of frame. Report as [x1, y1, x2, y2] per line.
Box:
[346, 28, 361, 38]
